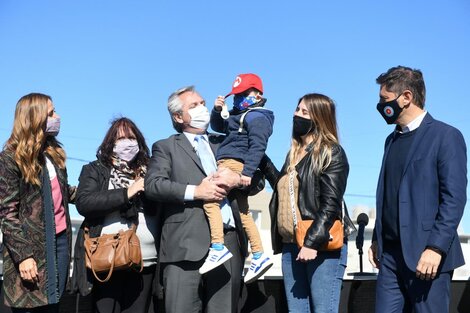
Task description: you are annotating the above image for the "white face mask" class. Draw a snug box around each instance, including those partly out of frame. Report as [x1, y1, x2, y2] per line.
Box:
[188, 105, 210, 130]
[113, 139, 140, 162]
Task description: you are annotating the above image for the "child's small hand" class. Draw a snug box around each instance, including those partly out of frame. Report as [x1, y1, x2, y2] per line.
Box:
[240, 175, 252, 187]
[214, 96, 225, 112]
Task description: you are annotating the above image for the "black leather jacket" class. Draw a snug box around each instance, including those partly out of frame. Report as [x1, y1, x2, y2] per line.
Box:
[70, 159, 160, 296]
[262, 144, 349, 253]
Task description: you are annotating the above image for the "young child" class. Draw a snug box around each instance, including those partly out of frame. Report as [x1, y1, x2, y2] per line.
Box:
[199, 73, 274, 284]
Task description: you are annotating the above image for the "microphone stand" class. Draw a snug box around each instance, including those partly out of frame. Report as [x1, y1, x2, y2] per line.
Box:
[348, 251, 376, 277]
[348, 213, 376, 278]
[359, 245, 364, 274]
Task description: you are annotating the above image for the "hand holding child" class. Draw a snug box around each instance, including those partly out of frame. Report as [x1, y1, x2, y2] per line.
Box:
[240, 175, 252, 187]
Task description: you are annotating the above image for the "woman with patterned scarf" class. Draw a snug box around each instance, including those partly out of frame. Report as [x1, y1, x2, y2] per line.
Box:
[71, 117, 160, 313]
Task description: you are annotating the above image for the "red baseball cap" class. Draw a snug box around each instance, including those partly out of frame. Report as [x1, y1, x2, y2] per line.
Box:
[225, 73, 263, 98]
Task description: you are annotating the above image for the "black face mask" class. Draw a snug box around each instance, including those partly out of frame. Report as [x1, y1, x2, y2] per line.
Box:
[293, 115, 314, 137]
[376, 94, 403, 124]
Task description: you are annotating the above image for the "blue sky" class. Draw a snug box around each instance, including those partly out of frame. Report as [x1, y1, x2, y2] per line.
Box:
[1, 1, 469, 231]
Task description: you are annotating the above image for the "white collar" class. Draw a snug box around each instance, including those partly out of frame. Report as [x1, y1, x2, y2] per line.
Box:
[183, 132, 208, 147]
[399, 111, 427, 133]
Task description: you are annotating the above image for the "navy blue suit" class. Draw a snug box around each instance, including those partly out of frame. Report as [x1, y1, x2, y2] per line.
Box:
[373, 113, 467, 312]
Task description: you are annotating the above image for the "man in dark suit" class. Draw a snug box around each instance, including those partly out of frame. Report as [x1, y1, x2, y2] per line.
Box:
[368, 66, 467, 313]
[145, 86, 248, 313]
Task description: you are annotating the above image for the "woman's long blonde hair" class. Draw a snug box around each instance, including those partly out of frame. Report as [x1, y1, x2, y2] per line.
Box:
[288, 93, 339, 174]
[5, 93, 66, 186]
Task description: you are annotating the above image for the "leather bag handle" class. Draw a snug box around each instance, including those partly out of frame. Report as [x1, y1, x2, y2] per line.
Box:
[90, 238, 118, 283]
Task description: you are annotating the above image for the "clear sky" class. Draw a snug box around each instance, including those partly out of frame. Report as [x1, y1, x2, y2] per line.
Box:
[1, 1, 469, 230]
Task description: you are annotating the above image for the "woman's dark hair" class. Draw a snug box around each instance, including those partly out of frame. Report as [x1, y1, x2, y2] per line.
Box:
[97, 117, 150, 170]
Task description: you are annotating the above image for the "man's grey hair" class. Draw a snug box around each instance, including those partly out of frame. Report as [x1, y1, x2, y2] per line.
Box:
[167, 85, 195, 133]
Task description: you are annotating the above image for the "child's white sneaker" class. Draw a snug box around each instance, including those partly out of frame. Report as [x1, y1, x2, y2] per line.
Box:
[199, 245, 233, 274]
[244, 253, 273, 284]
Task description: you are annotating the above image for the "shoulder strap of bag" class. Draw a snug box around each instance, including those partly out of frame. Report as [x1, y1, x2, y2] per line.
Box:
[341, 200, 357, 237]
[288, 170, 299, 228]
[129, 223, 144, 272]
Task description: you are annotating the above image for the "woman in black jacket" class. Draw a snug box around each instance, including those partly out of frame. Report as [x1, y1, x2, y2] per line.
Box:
[71, 117, 159, 313]
[262, 93, 350, 313]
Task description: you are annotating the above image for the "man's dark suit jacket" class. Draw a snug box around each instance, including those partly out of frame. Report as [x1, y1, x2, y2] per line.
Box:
[145, 132, 248, 263]
[373, 113, 467, 272]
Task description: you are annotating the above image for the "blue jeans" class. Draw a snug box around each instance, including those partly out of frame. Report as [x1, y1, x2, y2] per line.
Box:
[282, 242, 348, 313]
[56, 230, 69, 298]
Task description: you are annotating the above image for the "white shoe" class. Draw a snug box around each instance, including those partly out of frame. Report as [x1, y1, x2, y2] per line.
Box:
[244, 254, 274, 284]
[199, 246, 233, 274]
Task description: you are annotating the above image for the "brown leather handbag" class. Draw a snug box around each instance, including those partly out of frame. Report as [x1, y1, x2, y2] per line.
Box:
[84, 224, 143, 283]
[288, 170, 344, 250]
[295, 219, 343, 250]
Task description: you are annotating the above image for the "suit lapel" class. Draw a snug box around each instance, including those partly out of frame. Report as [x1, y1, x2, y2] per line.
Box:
[376, 133, 393, 216]
[401, 113, 433, 178]
[175, 134, 205, 174]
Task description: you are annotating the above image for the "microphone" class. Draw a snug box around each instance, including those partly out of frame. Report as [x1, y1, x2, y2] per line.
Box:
[355, 213, 369, 251]
[347, 212, 376, 276]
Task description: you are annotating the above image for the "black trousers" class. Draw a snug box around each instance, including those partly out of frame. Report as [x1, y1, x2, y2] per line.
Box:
[93, 265, 156, 313]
